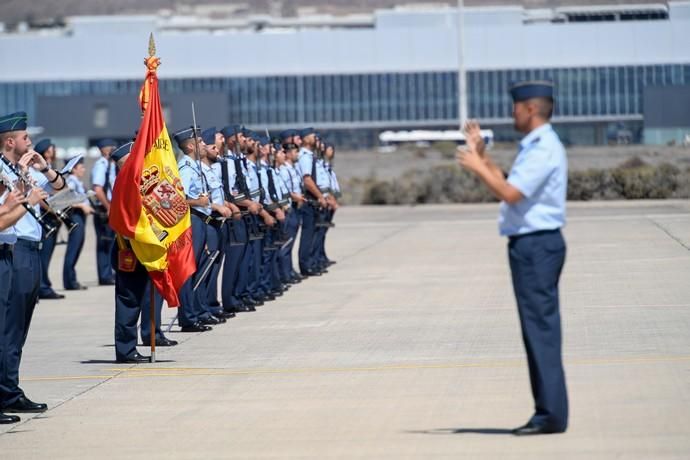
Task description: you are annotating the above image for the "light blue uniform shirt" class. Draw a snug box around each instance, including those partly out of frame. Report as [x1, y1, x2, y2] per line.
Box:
[178, 156, 211, 215]
[297, 148, 314, 181]
[273, 167, 289, 199]
[202, 162, 224, 207]
[66, 174, 89, 205]
[10, 168, 52, 242]
[499, 123, 567, 237]
[314, 158, 331, 195]
[279, 163, 301, 195]
[90, 156, 116, 202]
[212, 158, 239, 197]
[246, 159, 261, 203]
[0, 190, 17, 244]
[326, 163, 341, 194]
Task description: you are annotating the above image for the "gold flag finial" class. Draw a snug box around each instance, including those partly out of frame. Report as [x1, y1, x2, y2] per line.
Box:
[148, 33, 156, 57]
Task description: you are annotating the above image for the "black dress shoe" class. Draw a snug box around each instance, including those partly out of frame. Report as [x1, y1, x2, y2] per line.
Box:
[3, 396, 48, 413]
[326, 259, 336, 266]
[235, 305, 256, 312]
[179, 322, 212, 332]
[201, 316, 221, 325]
[65, 283, 88, 291]
[39, 291, 65, 300]
[301, 269, 322, 277]
[115, 352, 150, 364]
[0, 412, 20, 424]
[99, 279, 116, 286]
[512, 423, 564, 436]
[141, 337, 178, 347]
[217, 311, 236, 319]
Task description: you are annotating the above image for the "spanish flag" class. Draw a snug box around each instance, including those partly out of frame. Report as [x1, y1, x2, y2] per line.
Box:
[109, 40, 195, 308]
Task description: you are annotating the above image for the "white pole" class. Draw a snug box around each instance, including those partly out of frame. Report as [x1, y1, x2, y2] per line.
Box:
[457, 0, 468, 129]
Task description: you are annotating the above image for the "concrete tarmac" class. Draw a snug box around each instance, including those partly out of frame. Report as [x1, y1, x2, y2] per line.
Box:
[1, 200, 689, 459]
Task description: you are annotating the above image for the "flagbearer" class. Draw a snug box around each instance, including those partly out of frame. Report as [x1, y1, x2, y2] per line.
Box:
[110, 142, 151, 363]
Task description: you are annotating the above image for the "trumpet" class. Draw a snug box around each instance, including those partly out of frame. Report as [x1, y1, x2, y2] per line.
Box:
[0, 153, 78, 235]
[41, 188, 93, 234]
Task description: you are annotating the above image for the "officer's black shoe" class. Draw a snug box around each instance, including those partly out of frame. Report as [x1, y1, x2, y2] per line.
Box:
[236, 305, 256, 312]
[262, 293, 276, 301]
[141, 337, 178, 347]
[115, 352, 151, 364]
[201, 316, 222, 325]
[511, 423, 564, 436]
[300, 269, 321, 277]
[39, 291, 65, 300]
[210, 315, 227, 324]
[326, 259, 336, 266]
[0, 413, 20, 424]
[65, 283, 88, 291]
[3, 396, 48, 414]
[240, 296, 257, 307]
[180, 323, 212, 332]
[216, 311, 236, 319]
[99, 279, 116, 286]
[246, 296, 264, 306]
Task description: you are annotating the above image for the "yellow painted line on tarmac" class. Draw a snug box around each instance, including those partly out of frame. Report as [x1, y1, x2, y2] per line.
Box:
[22, 354, 690, 383]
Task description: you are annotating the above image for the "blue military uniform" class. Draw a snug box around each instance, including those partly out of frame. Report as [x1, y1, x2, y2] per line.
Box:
[0, 111, 56, 414]
[502, 80, 569, 433]
[91, 139, 118, 285]
[35, 138, 64, 300]
[62, 160, 89, 290]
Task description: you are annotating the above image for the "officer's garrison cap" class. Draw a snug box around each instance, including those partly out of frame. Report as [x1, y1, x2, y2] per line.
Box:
[509, 79, 554, 102]
[111, 142, 134, 162]
[172, 126, 201, 148]
[34, 138, 54, 155]
[0, 111, 28, 133]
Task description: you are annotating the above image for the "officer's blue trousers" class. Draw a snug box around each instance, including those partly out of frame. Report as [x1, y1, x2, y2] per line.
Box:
[312, 209, 328, 269]
[0, 249, 13, 407]
[63, 211, 86, 289]
[246, 220, 264, 298]
[298, 204, 317, 272]
[39, 223, 59, 296]
[508, 229, 568, 432]
[223, 219, 247, 309]
[278, 208, 300, 281]
[178, 215, 210, 327]
[139, 284, 164, 343]
[199, 223, 223, 316]
[3, 239, 40, 407]
[260, 228, 281, 293]
[113, 248, 148, 360]
[94, 213, 114, 283]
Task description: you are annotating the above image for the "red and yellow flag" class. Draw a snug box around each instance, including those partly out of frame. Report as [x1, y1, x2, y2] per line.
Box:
[109, 43, 195, 308]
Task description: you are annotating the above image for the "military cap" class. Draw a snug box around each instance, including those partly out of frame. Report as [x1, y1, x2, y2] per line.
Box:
[61, 154, 84, 174]
[220, 125, 241, 138]
[509, 79, 554, 102]
[257, 136, 270, 147]
[201, 127, 217, 145]
[0, 111, 28, 133]
[111, 142, 133, 162]
[279, 129, 297, 142]
[172, 126, 201, 148]
[300, 127, 316, 138]
[34, 138, 54, 155]
[96, 138, 118, 149]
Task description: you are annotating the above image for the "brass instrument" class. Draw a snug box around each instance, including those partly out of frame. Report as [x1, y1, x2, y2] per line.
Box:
[0, 153, 78, 234]
[0, 170, 57, 238]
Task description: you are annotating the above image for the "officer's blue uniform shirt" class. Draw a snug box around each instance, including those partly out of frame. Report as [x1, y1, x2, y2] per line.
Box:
[499, 123, 567, 237]
[178, 156, 211, 215]
[297, 148, 314, 180]
[10, 168, 51, 242]
[91, 156, 117, 201]
[0, 190, 17, 244]
[326, 163, 340, 194]
[278, 164, 301, 195]
[66, 174, 89, 205]
[274, 167, 289, 199]
[314, 158, 331, 193]
[212, 158, 239, 196]
[202, 162, 224, 206]
[246, 159, 261, 202]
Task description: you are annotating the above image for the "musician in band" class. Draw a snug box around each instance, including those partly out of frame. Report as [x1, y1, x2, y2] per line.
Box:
[62, 156, 94, 291]
[91, 138, 118, 286]
[34, 138, 65, 300]
[0, 111, 66, 416]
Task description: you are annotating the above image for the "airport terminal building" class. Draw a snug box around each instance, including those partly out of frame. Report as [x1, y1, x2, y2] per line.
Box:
[0, 1, 689, 149]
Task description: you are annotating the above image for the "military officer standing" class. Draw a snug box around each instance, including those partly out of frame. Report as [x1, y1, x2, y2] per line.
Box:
[0, 111, 65, 414]
[458, 79, 569, 435]
[91, 138, 118, 285]
[62, 157, 93, 290]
